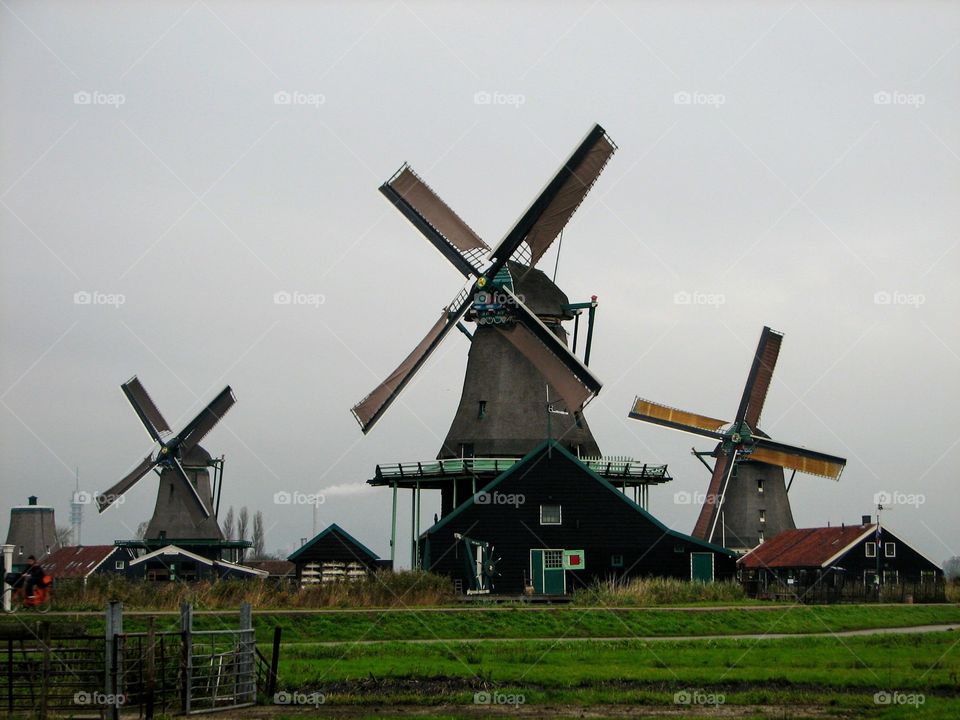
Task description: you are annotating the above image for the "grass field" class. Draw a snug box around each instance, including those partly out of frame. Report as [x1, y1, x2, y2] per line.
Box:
[29, 600, 960, 717]
[272, 632, 960, 717]
[217, 606, 960, 717]
[54, 602, 960, 644]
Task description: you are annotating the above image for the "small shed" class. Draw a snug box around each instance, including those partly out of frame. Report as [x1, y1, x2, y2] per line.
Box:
[739, 521, 944, 601]
[288, 524, 382, 586]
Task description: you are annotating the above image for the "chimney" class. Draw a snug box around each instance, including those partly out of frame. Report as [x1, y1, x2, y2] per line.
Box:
[28, 496, 37, 506]
[861, 515, 872, 525]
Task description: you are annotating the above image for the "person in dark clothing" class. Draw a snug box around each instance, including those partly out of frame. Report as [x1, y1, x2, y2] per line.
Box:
[22, 555, 45, 599]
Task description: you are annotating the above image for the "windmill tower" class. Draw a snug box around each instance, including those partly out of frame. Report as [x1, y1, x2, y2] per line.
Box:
[628, 326, 847, 552]
[4, 496, 60, 568]
[352, 125, 674, 565]
[97, 377, 239, 558]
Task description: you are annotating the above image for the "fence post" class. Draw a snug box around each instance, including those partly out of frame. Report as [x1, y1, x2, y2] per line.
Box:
[104, 601, 123, 720]
[1, 545, 12, 612]
[238, 602, 254, 704]
[180, 603, 192, 714]
[268, 626, 282, 697]
[40, 621, 50, 720]
[145, 616, 156, 720]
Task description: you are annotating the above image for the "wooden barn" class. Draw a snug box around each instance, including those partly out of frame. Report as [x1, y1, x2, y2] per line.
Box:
[41, 545, 135, 584]
[738, 520, 944, 602]
[288, 524, 385, 586]
[126, 545, 267, 582]
[420, 442, 737, 595]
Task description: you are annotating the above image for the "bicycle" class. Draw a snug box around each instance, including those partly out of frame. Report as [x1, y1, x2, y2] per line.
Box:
[3, 573, 53, 613]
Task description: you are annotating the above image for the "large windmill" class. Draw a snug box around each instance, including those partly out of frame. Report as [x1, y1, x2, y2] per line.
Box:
[628, 326, 847, 552]
[352, 125, 619, 510]
[98, 377, 236, 554]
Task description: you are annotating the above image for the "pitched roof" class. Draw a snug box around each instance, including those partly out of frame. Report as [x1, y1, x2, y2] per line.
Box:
[41, 545, 120, 579]
[244, 560, 295, 577]
[738, 525, 876, 570]
[128, 544, 267, 576]
[287, 523, 380, 563]
[426, 440, 735, 557]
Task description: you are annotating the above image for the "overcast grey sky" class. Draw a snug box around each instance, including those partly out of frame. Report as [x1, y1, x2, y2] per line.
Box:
[1, 1, 957, 567]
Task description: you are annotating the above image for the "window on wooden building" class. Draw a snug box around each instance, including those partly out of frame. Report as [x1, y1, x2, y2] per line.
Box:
[611, 554, 624, 568]
[757, 479, 764, 493]
[884, 542, 896, 558]
[540, 504, 562, 525]
[865, 542, 877, 558]
[544, 549, 563, 569]
[477, 400, 487, 418]
[759, 509, 766, 524]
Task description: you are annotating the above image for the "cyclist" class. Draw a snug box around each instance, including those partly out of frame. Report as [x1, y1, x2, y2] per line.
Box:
[20, 555, 47, 600]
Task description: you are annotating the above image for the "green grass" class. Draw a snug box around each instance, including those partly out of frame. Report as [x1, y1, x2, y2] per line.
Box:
[51, 603, 960, 645]
[273, 633, 960, 717]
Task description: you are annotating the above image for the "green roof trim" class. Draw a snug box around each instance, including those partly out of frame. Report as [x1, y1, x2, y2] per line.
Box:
[424, 440, 735, 557]
[288, 522, 380, 563]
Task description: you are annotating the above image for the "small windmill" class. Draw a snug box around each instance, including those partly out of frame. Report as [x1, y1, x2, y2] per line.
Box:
[628, 326, 846, 551]
[98, 377, 235, 546]
[351, 124, 616, 478]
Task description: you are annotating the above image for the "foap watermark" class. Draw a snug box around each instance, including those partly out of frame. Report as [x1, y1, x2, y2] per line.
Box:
[74, 90, 126, 108]
[674, 290, 725, 309]
[874, 290, 925, 308]
[674, 91, 726, 108]
[74, 490, 125, 507]
[674, 689, 725, 706]
[474, 290, 526, 306]
[74, 290, 125, 308]
[273, 90, 325, 108]
[274, 490, 325, 506]
[474, 491, 525, 508]
[473, 691, 525, 706]
[874, 491, 925, 508]
[674, 491, 719, 507]
[874, 690, 925, 707]
[473, 90, 526, 108]
[273, 690, 325, 706]
[274, 290, 325, 307]
[74, 691, 126, 706]
[873, 91, 925, 108]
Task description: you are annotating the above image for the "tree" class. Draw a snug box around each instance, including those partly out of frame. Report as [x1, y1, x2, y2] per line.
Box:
[55, 525, 72, 547]
[944, 556, 960, 581]
[223, 507, 235, 541]
[238, 507, 249, 544]
[252, 511, 266, 559]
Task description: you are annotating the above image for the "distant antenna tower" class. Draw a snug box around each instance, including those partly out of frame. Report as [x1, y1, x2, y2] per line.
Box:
[70, 467, 83, 546]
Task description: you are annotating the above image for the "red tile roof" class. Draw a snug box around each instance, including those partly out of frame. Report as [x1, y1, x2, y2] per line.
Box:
[739, 525, 876, 570]
[41, 545, 119, 579]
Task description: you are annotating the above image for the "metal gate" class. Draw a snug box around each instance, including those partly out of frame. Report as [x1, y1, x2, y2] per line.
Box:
[180, 603, 256, 713]
[0, 622, 104, 716]
[2, 603, 269, 718]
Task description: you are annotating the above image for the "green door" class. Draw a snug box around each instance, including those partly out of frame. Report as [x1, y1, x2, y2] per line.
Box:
[531, 549, 566, 594]
[691, 552, 714, 582]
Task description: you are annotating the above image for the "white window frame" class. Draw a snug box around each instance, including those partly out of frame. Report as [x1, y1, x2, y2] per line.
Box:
[114, 560, 125, 570]
[540, 504, 562, 526]
[865, 542, 877, 558]
[884, 542, 896, 558]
